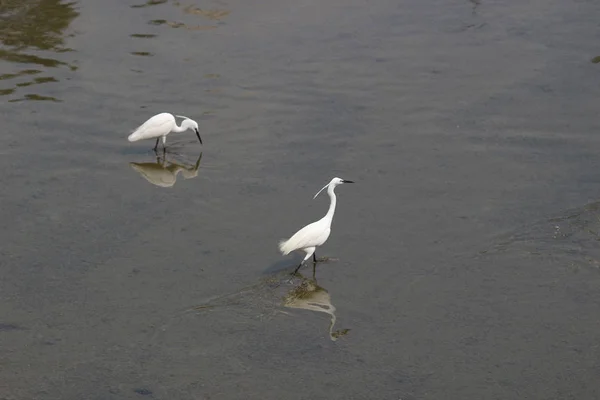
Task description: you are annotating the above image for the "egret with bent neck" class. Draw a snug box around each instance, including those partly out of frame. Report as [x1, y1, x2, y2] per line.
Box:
[278, 177, 354, 274]
[127, 112, 202, 151]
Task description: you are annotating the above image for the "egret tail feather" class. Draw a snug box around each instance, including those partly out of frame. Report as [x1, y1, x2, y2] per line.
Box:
[128, 131, 143, 142]
[279, 238, 292, 255]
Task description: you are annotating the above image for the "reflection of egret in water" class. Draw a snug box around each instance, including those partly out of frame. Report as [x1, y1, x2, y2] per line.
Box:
[283, 268, 350, 341]
[129, 152, 202, 188]
[0, 0, 79, 102]
[192, 266, 349, 341]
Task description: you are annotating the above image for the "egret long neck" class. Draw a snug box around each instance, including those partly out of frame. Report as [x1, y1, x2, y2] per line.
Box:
[173, 119, 190, 132]
[323, 186, 337, 224]
[172, 122, 187, 133]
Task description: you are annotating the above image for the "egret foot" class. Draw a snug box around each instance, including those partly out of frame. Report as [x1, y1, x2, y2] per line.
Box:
[287, 271, 302, 284]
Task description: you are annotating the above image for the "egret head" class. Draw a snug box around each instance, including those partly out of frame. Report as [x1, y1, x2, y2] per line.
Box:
[313, 177, 354, 199]
[177, 115, 203, 145]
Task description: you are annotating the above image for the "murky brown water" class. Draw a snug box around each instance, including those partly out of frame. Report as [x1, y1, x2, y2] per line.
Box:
[2, 0, 600, 398]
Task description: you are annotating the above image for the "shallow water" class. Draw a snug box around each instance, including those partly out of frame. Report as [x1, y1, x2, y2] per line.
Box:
[2, 0, 600, 398]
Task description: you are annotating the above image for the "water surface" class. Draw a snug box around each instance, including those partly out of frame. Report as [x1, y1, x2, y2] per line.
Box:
[2, 0, 600, 399]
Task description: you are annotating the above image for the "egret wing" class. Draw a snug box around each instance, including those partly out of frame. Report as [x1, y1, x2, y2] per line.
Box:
[128, 113, 175, 141]
[279, 221, 330, 255]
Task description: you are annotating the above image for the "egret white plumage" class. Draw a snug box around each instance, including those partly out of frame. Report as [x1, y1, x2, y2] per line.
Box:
[279, 177, 354, 274]
[127, 112, 202, 151]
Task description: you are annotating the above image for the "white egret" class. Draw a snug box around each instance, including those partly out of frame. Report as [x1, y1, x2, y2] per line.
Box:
[127, 112, 202, 151]
[279, 177, 354, 274]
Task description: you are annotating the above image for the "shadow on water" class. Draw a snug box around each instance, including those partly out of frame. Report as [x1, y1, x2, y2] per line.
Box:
[192, 265, 350, 341]
[129, 151, 203, 188]
[0, 0, 79, 102]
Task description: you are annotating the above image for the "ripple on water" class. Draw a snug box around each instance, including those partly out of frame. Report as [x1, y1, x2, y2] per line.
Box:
[130, 0, 168, 8]
[130, 34, 158, 39]
[483, 200, 600, 271]
[128, 2, 229, 74]
[0, 0, 79, 102]
[136, 1, 231, 32]
[191, 268, 351, 342]
[130, 51, 154, 57]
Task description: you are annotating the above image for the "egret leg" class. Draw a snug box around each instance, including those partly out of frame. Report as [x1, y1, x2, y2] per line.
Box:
[313, 252, 317, 263]
[162, 135, 167, 150]
[293, 262, 304, 274]
[292, 247, 315, 274]
[153, 138, 160, 151]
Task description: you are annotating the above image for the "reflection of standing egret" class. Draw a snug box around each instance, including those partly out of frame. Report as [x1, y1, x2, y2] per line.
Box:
[189, 266, 349, 341]
[129, 152, 202, 188]
[127, 112, 202, 151]
[279, 177, 354, 274]
[284, 268, 349, 341]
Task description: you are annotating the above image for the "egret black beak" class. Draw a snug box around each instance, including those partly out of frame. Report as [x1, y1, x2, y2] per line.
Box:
[342, 180, 354, 183]
[195, 128, 203, 145]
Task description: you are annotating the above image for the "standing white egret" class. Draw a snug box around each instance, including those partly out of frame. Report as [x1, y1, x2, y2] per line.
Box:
[279, 177, 354, 274]
[127, 112, 202, 151]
